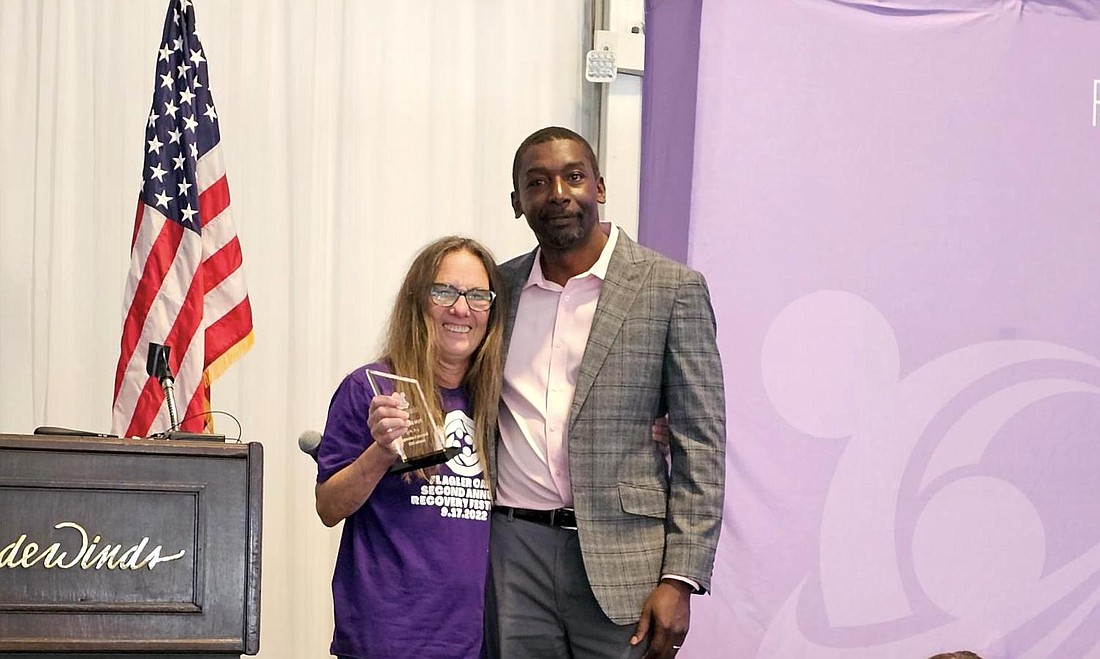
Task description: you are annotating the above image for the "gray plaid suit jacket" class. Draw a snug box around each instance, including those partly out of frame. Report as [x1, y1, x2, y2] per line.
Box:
[490, 231, 726, 624]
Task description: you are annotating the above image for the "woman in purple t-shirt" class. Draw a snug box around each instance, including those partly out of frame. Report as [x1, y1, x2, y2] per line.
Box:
[315, 236, 505, 659]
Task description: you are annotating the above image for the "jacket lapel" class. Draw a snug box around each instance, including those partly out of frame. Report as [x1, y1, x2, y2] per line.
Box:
[491, 249, 536, 486]
[568, 233, 648, 427]
[500, 250, 536, 359]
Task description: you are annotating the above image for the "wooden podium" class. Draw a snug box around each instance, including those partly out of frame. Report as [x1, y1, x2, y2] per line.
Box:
[0, 434, 262, 658]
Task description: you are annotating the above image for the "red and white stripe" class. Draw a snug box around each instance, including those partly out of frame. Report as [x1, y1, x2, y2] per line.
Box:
[112, 144, 252, 437]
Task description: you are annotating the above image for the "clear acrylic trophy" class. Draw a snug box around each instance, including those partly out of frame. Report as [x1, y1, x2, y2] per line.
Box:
[365, 369, 460, 474]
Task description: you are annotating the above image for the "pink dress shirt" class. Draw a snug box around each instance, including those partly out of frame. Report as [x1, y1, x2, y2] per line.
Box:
[495, 225, 620, 510]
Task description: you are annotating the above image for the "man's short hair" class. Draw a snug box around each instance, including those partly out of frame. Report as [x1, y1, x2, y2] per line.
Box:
[511, 126, 601, 192]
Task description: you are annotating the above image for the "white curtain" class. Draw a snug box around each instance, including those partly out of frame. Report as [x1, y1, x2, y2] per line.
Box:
[0, 1, 589, 656]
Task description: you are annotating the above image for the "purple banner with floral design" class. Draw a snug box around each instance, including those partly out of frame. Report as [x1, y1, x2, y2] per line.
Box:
[641, 1, 1100, 657]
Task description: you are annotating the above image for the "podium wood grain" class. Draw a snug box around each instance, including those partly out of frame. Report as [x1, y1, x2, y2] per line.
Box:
[0, 434, 262, 656]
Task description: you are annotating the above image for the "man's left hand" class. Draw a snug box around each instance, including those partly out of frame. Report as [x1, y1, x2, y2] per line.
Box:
[630, 579, 691, 658]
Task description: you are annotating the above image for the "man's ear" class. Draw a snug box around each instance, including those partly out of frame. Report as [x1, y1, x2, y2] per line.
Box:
[596, 177, 607, 204]
[511, 191, 523, 219]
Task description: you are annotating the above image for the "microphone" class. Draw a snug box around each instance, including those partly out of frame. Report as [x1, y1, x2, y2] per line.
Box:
[298, 430, 322, 460]
[146, 342, 180, 432]
[34, 426, 117, 438]
[143, 342, 226, 442]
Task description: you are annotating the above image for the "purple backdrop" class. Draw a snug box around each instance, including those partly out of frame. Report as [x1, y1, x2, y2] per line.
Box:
[638, 0, 702, 264]
[640, 1, 1100, 657]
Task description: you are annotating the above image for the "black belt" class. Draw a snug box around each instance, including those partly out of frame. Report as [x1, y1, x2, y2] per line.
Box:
[493, 505, 577, 530]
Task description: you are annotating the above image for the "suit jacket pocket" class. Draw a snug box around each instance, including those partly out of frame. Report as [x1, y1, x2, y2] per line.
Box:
[618, 483, 668, 519]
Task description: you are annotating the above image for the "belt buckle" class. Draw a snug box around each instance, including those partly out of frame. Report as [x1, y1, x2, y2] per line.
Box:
[557, 507, 577, 531]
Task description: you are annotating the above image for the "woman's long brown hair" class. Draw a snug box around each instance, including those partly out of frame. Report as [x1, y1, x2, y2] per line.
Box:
[380, 236, 505, 485]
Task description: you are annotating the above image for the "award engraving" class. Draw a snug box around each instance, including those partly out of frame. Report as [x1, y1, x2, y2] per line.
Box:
[365, 369, 460, 474]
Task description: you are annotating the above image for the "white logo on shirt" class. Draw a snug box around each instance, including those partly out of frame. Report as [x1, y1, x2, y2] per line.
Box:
[443, 410, 481, 478]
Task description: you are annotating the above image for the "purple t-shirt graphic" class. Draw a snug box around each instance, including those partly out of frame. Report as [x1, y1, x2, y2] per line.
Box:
[317, 363, 490, 659]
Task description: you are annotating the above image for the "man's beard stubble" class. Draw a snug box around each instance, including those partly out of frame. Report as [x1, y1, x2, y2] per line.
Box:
[533, 212, 588, 252]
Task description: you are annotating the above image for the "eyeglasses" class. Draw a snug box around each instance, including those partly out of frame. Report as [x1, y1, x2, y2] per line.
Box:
[429, 283, 496, 311]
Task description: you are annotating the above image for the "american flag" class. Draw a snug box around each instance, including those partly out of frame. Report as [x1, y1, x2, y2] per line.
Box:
[112, 0, 253, 438]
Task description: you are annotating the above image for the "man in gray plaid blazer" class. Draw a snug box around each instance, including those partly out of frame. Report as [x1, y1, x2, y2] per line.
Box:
[485, 127, 726, 659]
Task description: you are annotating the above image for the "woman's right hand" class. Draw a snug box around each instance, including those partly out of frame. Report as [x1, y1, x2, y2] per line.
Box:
[367, 393, 412, 451]
[316, 391, 412, 526]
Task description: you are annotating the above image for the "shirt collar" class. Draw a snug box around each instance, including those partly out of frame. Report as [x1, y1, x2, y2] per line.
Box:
[526, 223, 619, 289]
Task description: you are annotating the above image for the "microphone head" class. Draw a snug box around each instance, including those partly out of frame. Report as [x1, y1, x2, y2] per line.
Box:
[298, 430, 323, 459]
[146, 342, 173, 380]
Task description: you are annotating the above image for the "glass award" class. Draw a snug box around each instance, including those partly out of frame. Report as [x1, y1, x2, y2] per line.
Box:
[365, 369, 460, 474]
